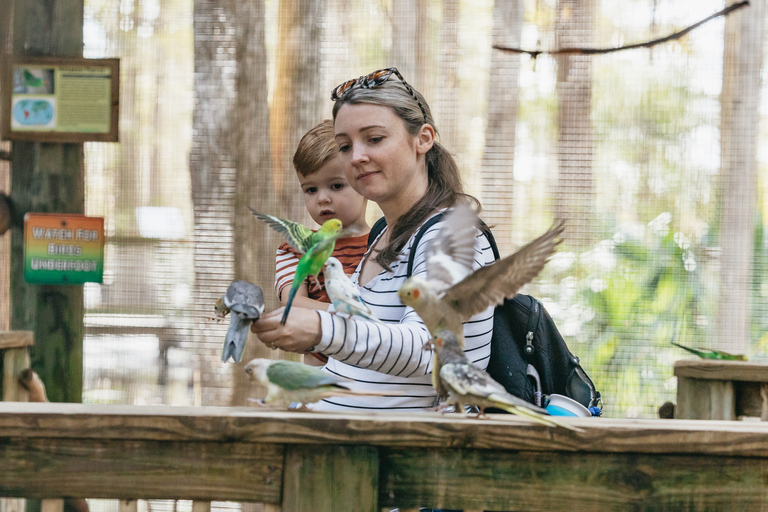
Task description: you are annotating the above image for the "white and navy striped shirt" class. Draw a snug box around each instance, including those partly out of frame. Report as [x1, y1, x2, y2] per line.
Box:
[311, 211, 495, 412]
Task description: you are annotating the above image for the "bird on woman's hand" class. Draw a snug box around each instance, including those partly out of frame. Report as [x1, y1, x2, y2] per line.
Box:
[323, 257, 383, 323]
[249, 208, 345, 324]
[220, 280, 265, 363]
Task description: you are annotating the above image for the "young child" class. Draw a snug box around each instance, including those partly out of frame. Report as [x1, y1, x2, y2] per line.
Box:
[274, 119, 370, 365]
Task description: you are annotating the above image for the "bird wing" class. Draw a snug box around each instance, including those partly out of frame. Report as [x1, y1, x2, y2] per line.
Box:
[424, 204, 479, 290]
[249, 208, 314, 253]
[440, 362, 508, 399]
[266, 360, 348, 391]
[441, 221, 564, 320]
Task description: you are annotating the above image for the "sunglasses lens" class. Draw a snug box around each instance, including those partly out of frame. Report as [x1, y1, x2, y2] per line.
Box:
[331, 79, 357, 100]
[363, 68, 394, 88]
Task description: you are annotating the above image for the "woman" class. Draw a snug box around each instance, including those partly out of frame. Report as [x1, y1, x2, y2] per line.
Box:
[251, 68, 494, 412]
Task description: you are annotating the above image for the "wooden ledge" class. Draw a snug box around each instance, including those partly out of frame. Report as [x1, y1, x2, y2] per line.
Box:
[1, 402, 768, 457]
[674, 359, 768, 381]
[0, 331, 33, 350]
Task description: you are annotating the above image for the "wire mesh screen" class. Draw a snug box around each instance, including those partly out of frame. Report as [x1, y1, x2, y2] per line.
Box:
[62, 0, 768, 423]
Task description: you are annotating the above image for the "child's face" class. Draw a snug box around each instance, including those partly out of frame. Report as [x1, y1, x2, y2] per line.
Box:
[299, 156, 368, 230]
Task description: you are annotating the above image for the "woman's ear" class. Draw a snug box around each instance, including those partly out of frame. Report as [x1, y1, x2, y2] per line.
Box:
[415, 123, 435, 155]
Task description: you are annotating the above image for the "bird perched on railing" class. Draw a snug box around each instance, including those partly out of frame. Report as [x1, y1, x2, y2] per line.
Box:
[218, 280, 265, 363]
[249, 208, 345, 325]
[245, 358, 399, 409]
[323, 257, 383, 323]
[426, 330, 581, 431]
[671, 341, 746, 361]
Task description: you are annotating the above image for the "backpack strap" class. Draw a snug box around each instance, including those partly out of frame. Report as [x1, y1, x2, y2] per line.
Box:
[367, 216, 388, 247]
[406, 213, 444, 277]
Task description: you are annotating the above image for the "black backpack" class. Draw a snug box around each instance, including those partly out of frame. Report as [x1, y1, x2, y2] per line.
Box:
[367, 214, 602, 412]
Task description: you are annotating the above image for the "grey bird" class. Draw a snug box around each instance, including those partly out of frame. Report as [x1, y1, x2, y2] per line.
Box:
[428, 329, 581, 431]
[220, 280, 265, 363]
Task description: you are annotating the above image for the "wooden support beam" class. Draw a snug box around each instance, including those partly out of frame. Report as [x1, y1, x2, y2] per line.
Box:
[0, 438, 283, 502]
[2, 347, 30, 402]
[675, 360, 768, 381]
[0, 332, 34, 350]
[379, 448, 768, 511]
[282, 445, 378, 512]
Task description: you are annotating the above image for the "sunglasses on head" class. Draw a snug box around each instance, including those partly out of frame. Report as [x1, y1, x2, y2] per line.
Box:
[330, 67, 428, 125]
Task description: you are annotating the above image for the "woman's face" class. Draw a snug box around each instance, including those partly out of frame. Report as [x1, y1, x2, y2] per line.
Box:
[334, 103, 433, 213]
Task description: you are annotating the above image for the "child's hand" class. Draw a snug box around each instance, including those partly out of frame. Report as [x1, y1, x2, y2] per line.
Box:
[250, 307, 322, 354]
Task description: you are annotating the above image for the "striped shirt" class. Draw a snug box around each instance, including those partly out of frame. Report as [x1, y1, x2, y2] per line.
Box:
[274, 233, 371, 302]
[311, 211, 495, 412]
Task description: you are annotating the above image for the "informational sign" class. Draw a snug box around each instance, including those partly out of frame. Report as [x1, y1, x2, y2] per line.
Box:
[1, 57, 119, 142]
[23, 213, 105, 285]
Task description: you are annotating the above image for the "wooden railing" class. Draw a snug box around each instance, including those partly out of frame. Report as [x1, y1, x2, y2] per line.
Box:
[1, 403, 768, 511]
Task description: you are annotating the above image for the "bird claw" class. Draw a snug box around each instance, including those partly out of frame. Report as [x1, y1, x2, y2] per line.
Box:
[247, 397, 268, 407]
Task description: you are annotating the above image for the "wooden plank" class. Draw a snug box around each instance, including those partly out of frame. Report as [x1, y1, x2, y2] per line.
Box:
[4, 403, 768, 457]
[676, 376, 735, 420]
[0, 438, 283, 502]
[118, 500, 137, 512]
[674, 359, 768, 381]
[2, 348, 30, 402]
[40, 500, 63, 512]
[0, 331, 33, 350]
[379, 448, 768, 511]
[282, 445, 378, 512]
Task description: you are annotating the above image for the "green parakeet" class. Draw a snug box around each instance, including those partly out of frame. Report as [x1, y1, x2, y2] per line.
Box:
[248, 208, 344, 325]
[245, 358, 397, 408]
[23, 69, 44, 88]
[671, 341, 747, 361]
[429, 330, 580, 431]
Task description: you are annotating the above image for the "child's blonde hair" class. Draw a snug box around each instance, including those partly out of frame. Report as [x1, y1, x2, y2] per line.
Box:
[292, 119, 339, 177]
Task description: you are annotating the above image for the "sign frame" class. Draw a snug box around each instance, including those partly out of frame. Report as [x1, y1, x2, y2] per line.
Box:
[1, 56, 119, 143]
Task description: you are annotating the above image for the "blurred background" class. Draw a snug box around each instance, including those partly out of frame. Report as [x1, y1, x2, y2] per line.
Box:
[1, 0, 765, 422]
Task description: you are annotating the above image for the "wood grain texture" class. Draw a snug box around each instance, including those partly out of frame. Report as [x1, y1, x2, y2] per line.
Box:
[380, 448, 768, 511]
[676, 376, 735, 420]
[0, 332, 34, 350]
[0, 438, 283, 502]
[282, 445, 378, 512]
[3, 403, 768, 457]
[674, 359, 768, 381]
[2, 348, 30, 402]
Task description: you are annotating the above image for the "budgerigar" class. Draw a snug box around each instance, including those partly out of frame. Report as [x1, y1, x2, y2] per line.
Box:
[671, 341, 747, 361]
[323, 257, 383, 323]
[245, 358, 400, 409]
[220, 280, 265, 363]
[428, 330, 580, 431]
[249, 208, 344, 324]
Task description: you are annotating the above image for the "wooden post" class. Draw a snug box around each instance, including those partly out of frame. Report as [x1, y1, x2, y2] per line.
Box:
[0, 331, 32, 512]
[282, 445, 379, 512]
[1, 331, 32, 402]
[7, 0, 84, 404]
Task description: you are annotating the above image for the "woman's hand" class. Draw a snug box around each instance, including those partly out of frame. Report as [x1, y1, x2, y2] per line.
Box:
[250, 306, 322, 354]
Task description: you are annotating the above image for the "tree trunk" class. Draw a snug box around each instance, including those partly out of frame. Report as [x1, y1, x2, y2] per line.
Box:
[227, 0, 281, 407]
[7, 0, 84, 405]
[190, 0, 239, 406]
[270, 0, 325, 224]
[716, 0, 765, 353]
[480, 0, 524, 255]
[554, 0, 595, 249]
[391, 0, 430, 94]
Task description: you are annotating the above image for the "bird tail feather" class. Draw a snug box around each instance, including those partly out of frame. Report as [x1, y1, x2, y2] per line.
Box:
[281, 286, 298, 325]
[497, 402, 583, 432]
